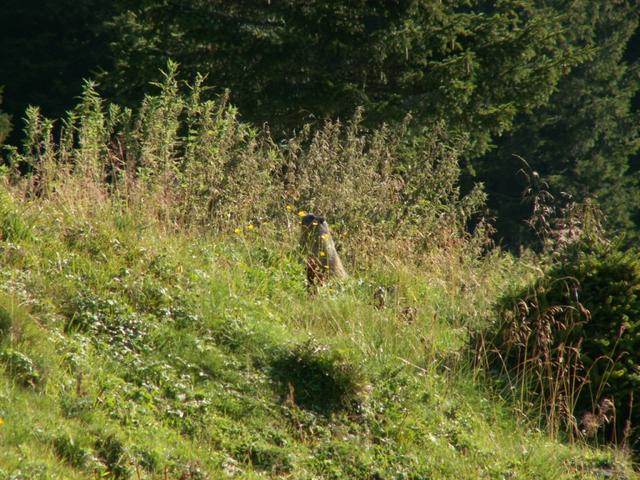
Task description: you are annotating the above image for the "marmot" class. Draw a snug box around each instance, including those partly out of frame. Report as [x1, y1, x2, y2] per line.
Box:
[300, 213, 347, 288]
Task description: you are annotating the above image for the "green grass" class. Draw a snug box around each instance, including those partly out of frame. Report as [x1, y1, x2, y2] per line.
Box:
[0, 199, 636, 479]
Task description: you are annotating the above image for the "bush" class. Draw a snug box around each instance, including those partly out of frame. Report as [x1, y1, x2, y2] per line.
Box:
[270, 339, 365, 414]
[480, 238, 640, 447]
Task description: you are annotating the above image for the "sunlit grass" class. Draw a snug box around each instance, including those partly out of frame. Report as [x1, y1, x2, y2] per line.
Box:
[0, 195, 635, 478]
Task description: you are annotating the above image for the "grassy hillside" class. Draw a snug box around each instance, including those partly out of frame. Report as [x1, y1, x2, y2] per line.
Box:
[0, 76, 637, 478]
[0, 190, 635, 479]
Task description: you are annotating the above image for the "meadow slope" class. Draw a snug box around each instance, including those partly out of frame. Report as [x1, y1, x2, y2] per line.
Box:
[0, 192, 636, 479]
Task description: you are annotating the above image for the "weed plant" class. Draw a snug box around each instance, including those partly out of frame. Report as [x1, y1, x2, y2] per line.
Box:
[3, 62, 486, 267]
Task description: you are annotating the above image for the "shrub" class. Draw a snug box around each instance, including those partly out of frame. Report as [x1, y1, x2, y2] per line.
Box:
[270, 339, 365, 414]
[479, 238, 640, 447]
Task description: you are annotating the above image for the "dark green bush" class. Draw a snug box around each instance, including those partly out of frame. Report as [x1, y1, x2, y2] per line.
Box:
[270, 339, 365, 414]
[481, 239, 640, 446]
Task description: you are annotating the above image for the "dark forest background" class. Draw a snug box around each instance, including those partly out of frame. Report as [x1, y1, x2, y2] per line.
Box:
[1, 0, 638, 248]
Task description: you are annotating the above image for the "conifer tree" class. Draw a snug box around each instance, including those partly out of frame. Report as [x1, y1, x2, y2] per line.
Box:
[0, 0, 115, 131]
[479, 1, 640, 245]
[106, 1, 582, 155]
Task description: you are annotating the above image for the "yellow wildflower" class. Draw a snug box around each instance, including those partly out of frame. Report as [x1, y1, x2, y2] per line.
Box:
[286, 204, 294, 211]
[234, 227, 242, 234]
[321, 233, 329, 240]
[298, 210, 306, 217]
[247, 224, 254, 231]
[319, 251, 326, 257]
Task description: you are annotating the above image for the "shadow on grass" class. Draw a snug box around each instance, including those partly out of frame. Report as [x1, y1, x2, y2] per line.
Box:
[270, 339, 365, 415]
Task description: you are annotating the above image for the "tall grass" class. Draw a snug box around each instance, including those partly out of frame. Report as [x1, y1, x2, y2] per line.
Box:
[2, 61, 486, 268]
[473, 199, 640, 453]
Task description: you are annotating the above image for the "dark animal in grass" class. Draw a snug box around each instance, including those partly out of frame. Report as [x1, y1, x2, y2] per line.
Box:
[299, 213, 347, 288]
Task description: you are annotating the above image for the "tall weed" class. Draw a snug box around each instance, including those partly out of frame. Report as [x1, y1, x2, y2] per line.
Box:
[3, 64, 487, 267]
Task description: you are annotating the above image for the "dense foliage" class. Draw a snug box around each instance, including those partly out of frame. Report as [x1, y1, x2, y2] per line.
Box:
[483, 238, 640, 448]
[105, 1, 585, 156]
[0, 0, 115, 124]
[479, 0, 640, 244]
[3, 67, 487, 265]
